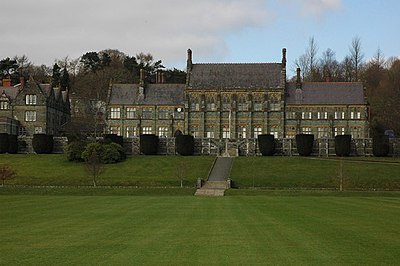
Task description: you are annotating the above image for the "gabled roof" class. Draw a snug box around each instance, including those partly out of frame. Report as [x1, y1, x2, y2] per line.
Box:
[188, 63, 283, 89]
[109, 84, 185, 106]
[286, 82, 366, 105]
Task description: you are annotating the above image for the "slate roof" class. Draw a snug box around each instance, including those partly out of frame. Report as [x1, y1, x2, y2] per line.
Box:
[109, 84, 185, 106]
[188, 63, 283, 89]
[286, 82, 366, 105]
[0, 86, 19, 100]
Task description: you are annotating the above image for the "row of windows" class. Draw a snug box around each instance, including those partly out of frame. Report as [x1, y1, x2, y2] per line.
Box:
[191, 102, 280, 111]
[287, 111, 362, 120]
[192, 127, 279, 139]
[1, 94, 37, 109]
[110, 126, 169, 138]
[110, 107, 184, 120]
[290, 127, 364, 139]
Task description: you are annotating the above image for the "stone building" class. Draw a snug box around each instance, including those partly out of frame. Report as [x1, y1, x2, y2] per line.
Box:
[106, 49, 369, 139]
[107, 70, 186, 137]
[0, 77, 70, 136]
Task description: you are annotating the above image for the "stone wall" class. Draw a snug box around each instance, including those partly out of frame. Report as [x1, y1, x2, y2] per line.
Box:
[17, 136, 68, 154]
[123, 137, 400, 157]
[14, 136, 400, 157]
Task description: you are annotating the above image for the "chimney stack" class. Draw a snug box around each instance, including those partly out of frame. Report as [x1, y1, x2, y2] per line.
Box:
[281, 48, 287, 88]
[187, 49, 193, 70]
[2, 78, 11, 87]
[296, 68, 302, 89]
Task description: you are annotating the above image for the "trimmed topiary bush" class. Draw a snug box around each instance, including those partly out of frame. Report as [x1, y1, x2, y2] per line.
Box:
[295, 134, 314, 156]
[176, 135, 194, 156]
[0, 133, 9, 154]
[258, 134, 276, 156]
[66, 141, 87, 161]
[32, 134, 53, 154]
[372, 135, 390, 157]
[140, 134, 159, 155]
[104, 134, 123, 147]
[7, 135, 18, 154]
[335, 135, 352, 156]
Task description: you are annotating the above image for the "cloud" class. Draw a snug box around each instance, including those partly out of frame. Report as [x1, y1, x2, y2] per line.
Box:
[0, 0, 269, 67]
[294, 0, 342, 17]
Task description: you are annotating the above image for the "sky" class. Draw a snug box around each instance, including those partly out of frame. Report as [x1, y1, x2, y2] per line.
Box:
[1, 0, 400, 77]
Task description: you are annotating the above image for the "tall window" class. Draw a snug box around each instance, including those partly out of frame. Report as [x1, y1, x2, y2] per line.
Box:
[335, 112, 345, 119]
[35, 127, 43, 134]
[158, 108, 169, 119]
[142, 108, 153, 119]
[318, 112, 328, 119]
[317, 128, 329, 138]
[142, 127, 152, 134]
[25, 111, 36, 121]
[238, 127, 247, 139]
[270, 102, 281, 111]
[334, 127, 345, 136]
[222, 127, 230, 139]
[0, 101, 9, 109]
[110, 107, 120, 119]
[206, 131, 215, 138]
[110, 126, 121, 135]
[126, 108, 137, 119]
[25, 94, 37, 105]
[302, 112, 312, 119]
[126, 127, 137, 138]
[253, 127, 262, 138]
[302, 127, 312, 134]
[158, 127, 168, 137]
[270, 127, 278, 138]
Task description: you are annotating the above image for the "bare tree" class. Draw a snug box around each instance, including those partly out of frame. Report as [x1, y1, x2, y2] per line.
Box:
[349, 37, 364, 81]
[0, 164, 16, 187]
[84, 150, 103, 187]
[320, 48, 340, 81]
[294, 37, 319, 81]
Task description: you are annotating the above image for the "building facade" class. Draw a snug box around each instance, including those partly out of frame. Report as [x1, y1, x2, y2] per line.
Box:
[0, 77, 70, 136]
[106, 49, 369, 139]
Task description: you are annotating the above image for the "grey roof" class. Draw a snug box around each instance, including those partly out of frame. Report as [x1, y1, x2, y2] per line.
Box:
[109, 84, 185, 106]
[286, 82, 366, 105]
[188, 63, 283, 89]
[0, 86, 19, 100]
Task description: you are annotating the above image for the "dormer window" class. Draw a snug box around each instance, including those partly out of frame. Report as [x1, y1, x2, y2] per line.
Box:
[26, 94, 37, 105]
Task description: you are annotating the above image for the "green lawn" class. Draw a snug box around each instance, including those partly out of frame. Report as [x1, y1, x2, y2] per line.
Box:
[0, 154, 214, 187]
[230, 157, 400, 190]
[1, 194, 399, 265]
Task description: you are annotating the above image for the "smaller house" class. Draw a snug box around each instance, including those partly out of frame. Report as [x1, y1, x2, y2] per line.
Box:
[0, 77, 71, 136]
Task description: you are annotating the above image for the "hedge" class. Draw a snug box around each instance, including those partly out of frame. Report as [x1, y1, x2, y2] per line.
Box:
[176, 135, 194, 156]
[335, 135, 352, 156]
[372, 135, 390, 157]
[66, 141, 87, 161]
[32, 134, 54, 154]
[0, 133, 9, 153]
[295, 134, 314, 156]
[103, 134, 123, 147]
[258, 134, 275, 156]
[8, 135, 18, 154]
[140, 134, 159, 155]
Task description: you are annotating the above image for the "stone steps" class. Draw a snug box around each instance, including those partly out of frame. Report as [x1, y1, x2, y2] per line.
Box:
[194, 188, 225, 196]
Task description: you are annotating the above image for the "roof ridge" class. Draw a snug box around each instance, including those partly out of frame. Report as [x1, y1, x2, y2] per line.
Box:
[194, 62, 281, 66]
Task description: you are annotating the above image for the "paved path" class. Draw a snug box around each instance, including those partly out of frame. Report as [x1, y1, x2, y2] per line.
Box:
[195, 157, 233, 196]
[208, 157, 233, 181]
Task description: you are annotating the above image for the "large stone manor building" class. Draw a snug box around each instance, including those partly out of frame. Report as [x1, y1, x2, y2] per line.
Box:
[106, 49, 369, 140]
[0, 77, 70, 136]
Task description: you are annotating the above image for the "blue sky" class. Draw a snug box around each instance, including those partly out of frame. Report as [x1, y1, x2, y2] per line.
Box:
[1, 0, 399, 78]
[224, 0, 400, 75]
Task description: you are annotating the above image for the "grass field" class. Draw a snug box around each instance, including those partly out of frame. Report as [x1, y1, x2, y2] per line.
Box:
[0, 154, 214, 187]
[1, 193, 399, 265]
[230, 157, 400, 190]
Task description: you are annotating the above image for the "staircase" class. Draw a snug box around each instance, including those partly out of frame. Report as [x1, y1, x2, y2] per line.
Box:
[195, 157, 233, 196]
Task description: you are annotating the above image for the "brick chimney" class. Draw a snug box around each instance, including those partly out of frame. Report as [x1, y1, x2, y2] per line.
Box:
[187, 49, 193, 70]
[296, 68, 302, 89]
[2, 78, 11, 87]
[281, 48, 287, 88]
